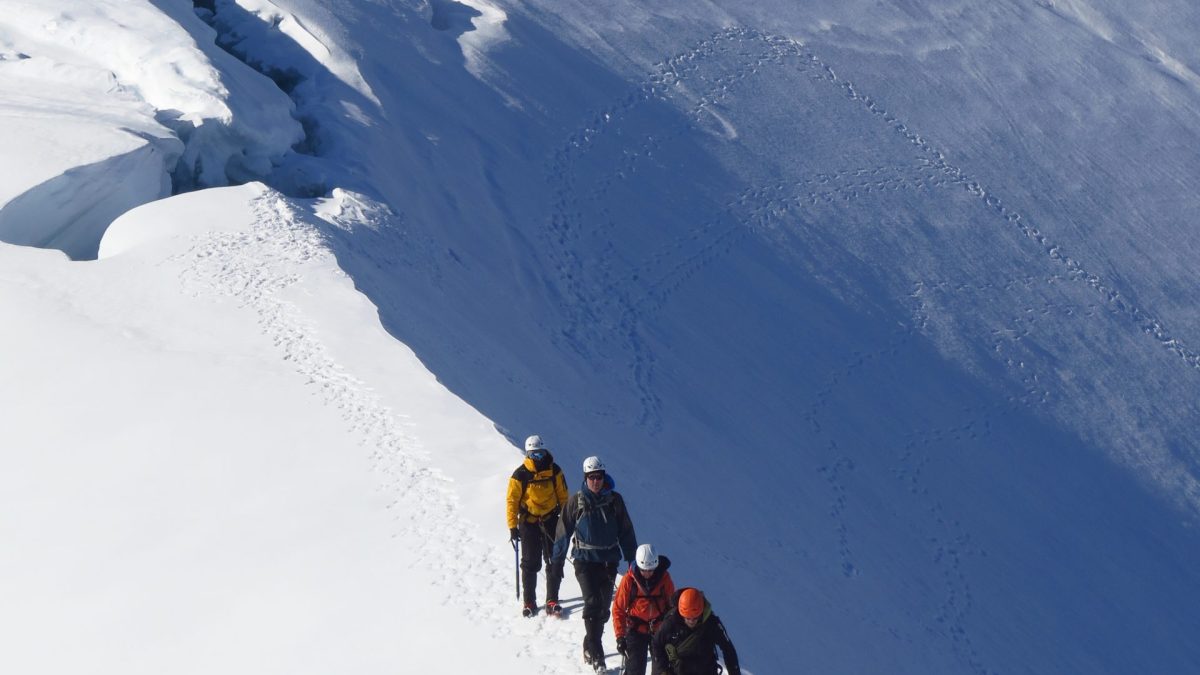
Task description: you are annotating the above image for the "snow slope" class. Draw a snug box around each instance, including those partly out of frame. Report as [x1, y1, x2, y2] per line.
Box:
[1, 184, 564, 673]
[4, 0, 1200, 673]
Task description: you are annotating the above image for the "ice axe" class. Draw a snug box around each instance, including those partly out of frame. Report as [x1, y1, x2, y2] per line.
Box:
[511, 538, 520, 600]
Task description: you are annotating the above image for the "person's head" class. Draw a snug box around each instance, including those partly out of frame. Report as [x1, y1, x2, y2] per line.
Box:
[525, 435, 546, 456]
[678, 588, 704, 627]
[525, 435, 549, 463]
[635, 543, 659, 577]
[582, 456, 606, 493]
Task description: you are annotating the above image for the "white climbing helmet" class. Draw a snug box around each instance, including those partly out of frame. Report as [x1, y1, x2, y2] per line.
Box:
[582, 455, 606, 474]
[635, 544, 660, 571]
[525, 435, 546, 455]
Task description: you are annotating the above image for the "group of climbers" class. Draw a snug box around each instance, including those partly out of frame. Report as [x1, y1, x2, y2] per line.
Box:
[506, 435, 740, 675]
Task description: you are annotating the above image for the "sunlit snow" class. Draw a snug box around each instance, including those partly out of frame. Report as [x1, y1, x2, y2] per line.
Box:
[4, 1, 1200, 673]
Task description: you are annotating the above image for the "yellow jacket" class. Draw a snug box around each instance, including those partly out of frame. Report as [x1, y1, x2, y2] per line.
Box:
[506, 455, 569, 528]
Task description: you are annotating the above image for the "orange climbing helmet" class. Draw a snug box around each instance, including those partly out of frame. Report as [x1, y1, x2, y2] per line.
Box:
[678, 588, 705, 619]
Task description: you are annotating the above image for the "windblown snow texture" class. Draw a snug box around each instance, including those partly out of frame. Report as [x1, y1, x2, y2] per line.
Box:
[3, 1, 1200, 674]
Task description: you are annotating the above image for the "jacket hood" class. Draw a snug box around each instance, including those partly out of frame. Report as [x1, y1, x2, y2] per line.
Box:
[638, 554, 672, 574]
[524, 451, 555, 473]
[633, 555, 672, 592]
[579, 472, 616, 495]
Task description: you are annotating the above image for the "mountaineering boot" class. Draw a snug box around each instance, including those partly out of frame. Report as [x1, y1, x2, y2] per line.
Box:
[545, 600, 562, 616]
[547, 566, 564, 610]
[522, 602, 538, 618]
[584, 620, 606, 671]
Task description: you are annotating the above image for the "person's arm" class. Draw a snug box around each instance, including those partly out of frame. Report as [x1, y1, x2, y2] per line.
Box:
[551, 493, 576, 561]
[611, 574, 631, 638]
[505, 474, 523, 530]
[616, 494, 638, 564]
[554, 466, 569, 507]
[712, 616, 740, 675]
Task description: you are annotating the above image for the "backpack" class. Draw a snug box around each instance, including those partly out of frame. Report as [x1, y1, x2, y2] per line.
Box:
[569, 489, 624, 555]
[514, 462, 563, 519]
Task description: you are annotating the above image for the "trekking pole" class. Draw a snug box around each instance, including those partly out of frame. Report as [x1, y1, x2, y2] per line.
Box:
[511, 539, 520, 600]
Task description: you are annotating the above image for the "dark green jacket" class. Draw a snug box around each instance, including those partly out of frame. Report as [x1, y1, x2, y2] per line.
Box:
[651, 588, 740, 675]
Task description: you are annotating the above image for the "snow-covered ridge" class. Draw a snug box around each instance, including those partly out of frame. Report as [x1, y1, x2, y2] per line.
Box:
[83, 182, 632, 673]
[0, 1, 301, 259]
[204, 0, 380, 107]
[3, 182, 543, 672]
[6, 0, 1200, 673]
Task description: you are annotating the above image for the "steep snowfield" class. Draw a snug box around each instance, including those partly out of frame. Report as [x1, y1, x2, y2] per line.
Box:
[4, 0, 1200, 673]
[1, 184, 588, 673]
[246, 3, 1200, 671]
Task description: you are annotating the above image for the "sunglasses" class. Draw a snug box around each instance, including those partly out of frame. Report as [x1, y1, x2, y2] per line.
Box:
[585, 473, 606, 481]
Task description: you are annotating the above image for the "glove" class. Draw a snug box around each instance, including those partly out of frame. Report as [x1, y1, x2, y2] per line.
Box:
[616, 636, 627, 657]
[509, 527, 519, 542]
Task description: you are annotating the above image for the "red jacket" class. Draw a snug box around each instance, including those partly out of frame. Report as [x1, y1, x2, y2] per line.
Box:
[612, 555, 675, 637]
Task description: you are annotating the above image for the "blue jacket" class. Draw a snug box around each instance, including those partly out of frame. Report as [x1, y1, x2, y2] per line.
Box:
[552, 474, 637, 564]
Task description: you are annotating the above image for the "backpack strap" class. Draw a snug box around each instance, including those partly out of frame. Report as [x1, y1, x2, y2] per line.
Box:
[512, 466, 533, 518]
[626, 573, 669, 632]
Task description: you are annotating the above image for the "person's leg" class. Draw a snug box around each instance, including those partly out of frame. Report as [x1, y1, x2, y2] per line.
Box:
[539, 517, 563, 603]
[575, 562, 609, 663]
[594, 562, 620, 663]
[599, 561, 619, 623]
[574, 562, 599, 661]
[519, 520, 543, 606]
[575, 561, 602, 621]
[624, 631, 651, 675]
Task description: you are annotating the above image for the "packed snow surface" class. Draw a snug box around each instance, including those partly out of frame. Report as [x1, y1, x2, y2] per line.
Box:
[4, 0, 1200, 673]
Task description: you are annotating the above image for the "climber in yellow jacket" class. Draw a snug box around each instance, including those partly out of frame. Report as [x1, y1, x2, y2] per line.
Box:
[506, 434, 570, 617]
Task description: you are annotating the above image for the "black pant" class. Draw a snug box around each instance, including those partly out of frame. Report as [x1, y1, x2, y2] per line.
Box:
[519, 517, 563, 605]
[575, 560, 618, 660]
[622, 630, 663, 675]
